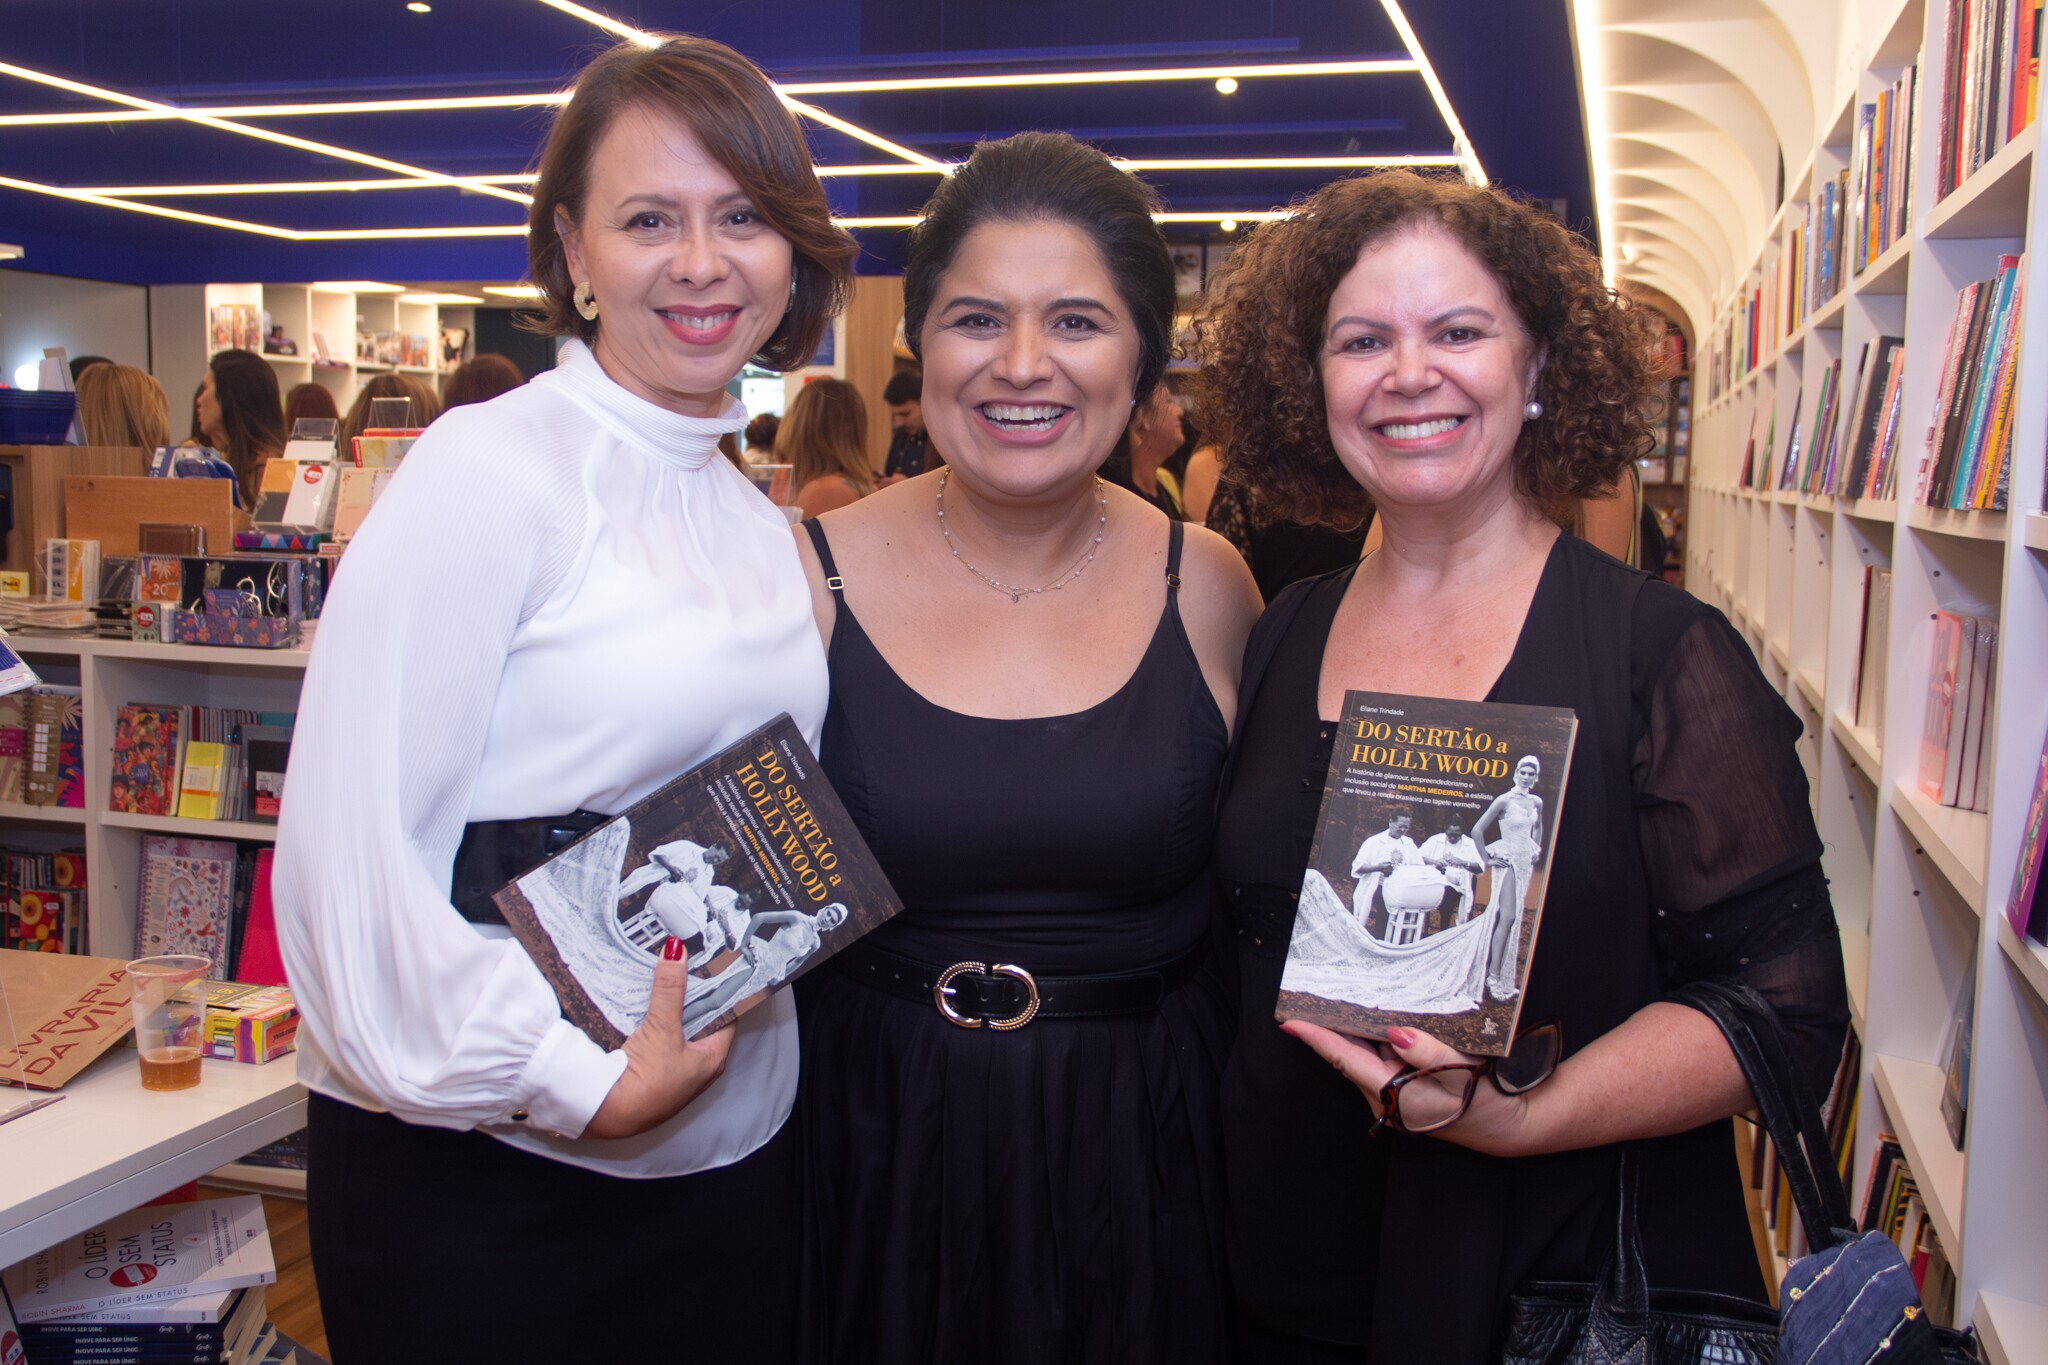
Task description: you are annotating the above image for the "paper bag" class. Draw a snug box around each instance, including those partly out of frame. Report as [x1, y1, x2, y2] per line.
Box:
[0, 950, 134, 1090]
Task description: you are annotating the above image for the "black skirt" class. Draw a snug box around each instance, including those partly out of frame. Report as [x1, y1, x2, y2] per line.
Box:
[307, 1093, 800, 1364]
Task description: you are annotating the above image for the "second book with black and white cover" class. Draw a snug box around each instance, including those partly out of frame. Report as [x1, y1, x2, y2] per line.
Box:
[1278, 691, 1577, 1057]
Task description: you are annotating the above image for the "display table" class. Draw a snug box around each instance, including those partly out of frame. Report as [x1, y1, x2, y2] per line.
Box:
[0, 1049, 304, 1265]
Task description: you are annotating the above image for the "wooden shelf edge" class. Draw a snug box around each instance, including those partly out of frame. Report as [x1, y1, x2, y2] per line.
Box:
[1769, 637, 1792, 673]
[1870, 1053, 1967, 1259]
[4, 637, 311, 669]
[1840, 922, 1870, 1037]
[2023, 512, 2048, 555]
[1976, 1290, 2048, 1365]
[0, 801, 86, 825]
[1841, 497, 1899, 524]
[1794, 667, 1824, 715]
[100, 812, 280, 843]
[1830, 709, 1883, 782]
[1927, 136, 2035, 239]
[1854, 233, 1914, 294]
[1995, 914, 2048, 1016]
[204, 1161, 306, 1197]
[1905, 505, 2010, 542]
[1890, 781, 1990, 911]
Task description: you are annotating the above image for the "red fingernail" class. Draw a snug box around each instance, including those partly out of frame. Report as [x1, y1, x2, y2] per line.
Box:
[1387, 1027, 1415, 1048]
[663, 936, 687, 962]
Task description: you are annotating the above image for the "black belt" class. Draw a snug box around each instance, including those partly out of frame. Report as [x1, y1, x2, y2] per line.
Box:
[834, 938, 1205, 1029]
[449, 810, 610, 925]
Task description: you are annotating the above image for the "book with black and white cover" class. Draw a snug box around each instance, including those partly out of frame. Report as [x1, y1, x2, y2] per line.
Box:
[1, 1198, 273, 1324]
[1277, 691, 1578, 1057]
[493, 714, 902, 1046]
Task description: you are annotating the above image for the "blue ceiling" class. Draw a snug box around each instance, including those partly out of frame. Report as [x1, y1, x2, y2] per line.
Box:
[0, 0, 1593, 287]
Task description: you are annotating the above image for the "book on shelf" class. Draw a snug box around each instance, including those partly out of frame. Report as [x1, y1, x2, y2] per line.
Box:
[1777, 388, 1803, 493]
[0, 691, 26, 803]
[109, 704, 187, 818]
[1277, 692, 1578, 1056]
[1917, 610, 1998, 809]
[17, 1286, 263, 1365]
[2, 847, 88, 954]
[1938, 978, 1975, 1148]
[1937, 0, 2041, 199]
[201, 981, 295, 1063]
[1840, 336, 1905, 495]
[135, 837, 239, 979]
[1, 1197, 274, 1325]
[23, 685, 83, 809]
[492, 714, 904, 1047]
[2006, 728, 2048, 944]
[1851, 567, 1894, 740]
[1797, 360, 1843, 493]
[1920, 253, 2024, 510]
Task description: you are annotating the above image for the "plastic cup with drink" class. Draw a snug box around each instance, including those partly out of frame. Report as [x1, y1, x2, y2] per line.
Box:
[124, 955, 210, 1092]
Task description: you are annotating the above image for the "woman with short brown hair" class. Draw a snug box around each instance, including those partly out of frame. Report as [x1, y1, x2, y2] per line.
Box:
[275, 34, 856, 1364]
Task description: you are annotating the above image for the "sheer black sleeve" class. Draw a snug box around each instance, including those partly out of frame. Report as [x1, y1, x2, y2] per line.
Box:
[1631, 597, 1850, 1099]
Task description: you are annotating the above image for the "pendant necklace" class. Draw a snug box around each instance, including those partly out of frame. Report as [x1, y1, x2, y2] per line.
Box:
[935, 468, 1109, 604]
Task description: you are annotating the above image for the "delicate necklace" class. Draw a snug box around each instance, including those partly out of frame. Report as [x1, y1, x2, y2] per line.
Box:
[935, 468, 1108, 604]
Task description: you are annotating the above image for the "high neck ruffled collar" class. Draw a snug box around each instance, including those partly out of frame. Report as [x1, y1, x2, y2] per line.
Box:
[546, 338, 749, 471]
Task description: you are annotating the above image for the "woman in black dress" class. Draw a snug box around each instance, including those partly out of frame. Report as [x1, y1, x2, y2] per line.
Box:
[792, 132, 1262, 1363]
[1194, 170, 1849, 1362]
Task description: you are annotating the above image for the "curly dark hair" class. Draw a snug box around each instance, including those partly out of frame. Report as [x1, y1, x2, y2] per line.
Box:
[1193, 170, 1665, 527]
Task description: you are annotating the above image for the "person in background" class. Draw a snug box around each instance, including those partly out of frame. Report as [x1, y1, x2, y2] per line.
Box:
[745, 410, 780, 458]
[717, 431, 747, 469]
[272, 32, 856, 1363]
[1196, 168, 1846, 1363]
[877, 366, 939, 483]
[783, 376, 874, 517]
[337, 372, 442, 455]
[792, 130, 1261, 1364]
[442, 353, 524, 409]
[75, 362, 169, 449]
[196, 349, 284, 509]
[283, 382, 340, 433]
[1102, 381, 1188, 518]
[1180, 435, 1223, 524]
[67, 355, 111, 384]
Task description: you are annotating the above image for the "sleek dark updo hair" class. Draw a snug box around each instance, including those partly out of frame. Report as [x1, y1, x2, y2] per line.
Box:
[901, 131, 1176, 404]
[525, 34, 858, 372]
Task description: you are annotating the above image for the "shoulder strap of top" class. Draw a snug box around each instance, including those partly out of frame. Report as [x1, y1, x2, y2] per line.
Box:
[1164, 517, 1185, 592]
[801, 517, 845, 595]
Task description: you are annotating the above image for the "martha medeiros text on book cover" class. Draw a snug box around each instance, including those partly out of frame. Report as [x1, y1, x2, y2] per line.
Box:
[494, 715, 901, 1048]
[1279, 691, 1578, 1057]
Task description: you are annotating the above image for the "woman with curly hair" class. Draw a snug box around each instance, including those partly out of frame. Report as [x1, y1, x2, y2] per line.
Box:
[1196, 170, 1846, 1362]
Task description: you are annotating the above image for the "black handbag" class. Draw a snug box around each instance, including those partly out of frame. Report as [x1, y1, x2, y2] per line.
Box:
[1497, 980, 1978, 1364]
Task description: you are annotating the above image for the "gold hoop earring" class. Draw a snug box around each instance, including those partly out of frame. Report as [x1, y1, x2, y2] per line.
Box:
[573, 281, 599, 322]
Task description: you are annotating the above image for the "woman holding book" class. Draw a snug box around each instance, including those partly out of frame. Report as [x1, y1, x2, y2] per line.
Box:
[273, 34, 856, 1364]
[791, 132, 1263, 1362]
[1194, 170, 1848, 1363]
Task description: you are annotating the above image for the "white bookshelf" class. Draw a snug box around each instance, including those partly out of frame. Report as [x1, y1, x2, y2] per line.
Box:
[3, 636, 305, 959]
[194, 283, 441, 412]
[1685, 0, 2048, 1347]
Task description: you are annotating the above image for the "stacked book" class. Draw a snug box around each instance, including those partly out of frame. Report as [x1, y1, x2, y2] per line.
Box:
[1850, 66, 1918, 274]
[0, 847, 87, 954]
[1935, 0, 2042, 200]
[1848, 567, 1895, 743]
[1833, 335, 1908, 498]
[108, 704, 294, 825]
[1, 1196, 283, 1363]
[1917, 253, 2027, 509]
[1861, 1138, 1958, 1326]
[1782, 359, 1843, 493]
[1918, 609, 1999, 812]
[1802, 170, 1851, 321]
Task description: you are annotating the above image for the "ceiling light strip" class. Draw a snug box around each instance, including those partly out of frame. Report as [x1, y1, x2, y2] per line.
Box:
[779, 97, 947, 168]
[1565, 0, 1617, 286]
[534, 0, 659, 46]
[0, 174, 298, 237]
[1119, 154, 1461, 171]
[0, 60, 533, 207]
[776, 59, 1416, 95]
[1376, 0, 1486, 186]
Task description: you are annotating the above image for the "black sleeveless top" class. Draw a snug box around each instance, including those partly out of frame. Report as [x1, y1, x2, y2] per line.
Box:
[794, 516, 1238, 1363]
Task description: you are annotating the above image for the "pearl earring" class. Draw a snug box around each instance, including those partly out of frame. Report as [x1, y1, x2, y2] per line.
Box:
[573, 281, 599, 322]
[1523, 399, 1543, 420]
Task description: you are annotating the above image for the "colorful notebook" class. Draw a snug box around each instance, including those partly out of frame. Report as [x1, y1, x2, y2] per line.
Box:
[136, 836, 240, 978]
[110, 703, 187, 816]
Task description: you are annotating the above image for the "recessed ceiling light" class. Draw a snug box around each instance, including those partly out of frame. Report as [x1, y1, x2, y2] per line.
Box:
[1215, 77, 1239, 95]
[407, 2, 432, 11]
[0, 244, 20, 261]
[482, 285, 546, 299]
[399, 291, 484, 304]
[312, 281, 405, 293]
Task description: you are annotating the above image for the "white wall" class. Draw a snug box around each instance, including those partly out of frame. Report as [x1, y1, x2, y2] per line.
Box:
[0, 268, 149, 386]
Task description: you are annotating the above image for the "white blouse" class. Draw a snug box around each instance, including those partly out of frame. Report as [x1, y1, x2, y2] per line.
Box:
[274, 340, 828, 1178]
